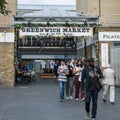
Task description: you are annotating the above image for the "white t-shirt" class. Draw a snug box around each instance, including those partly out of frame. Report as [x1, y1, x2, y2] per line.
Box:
[74, 66, 83, 76]
[103, 68, 115, 85]
[46, 61, 50, 69]
[50, 60, 55, 69]
[41, 60, 46, 69]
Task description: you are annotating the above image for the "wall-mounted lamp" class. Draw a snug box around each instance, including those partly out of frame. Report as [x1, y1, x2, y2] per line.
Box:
[84, 20, 88, 26]
[28, 20, 32, 27]
[47, 21, 50, 26]
[66, 20, 69, 26]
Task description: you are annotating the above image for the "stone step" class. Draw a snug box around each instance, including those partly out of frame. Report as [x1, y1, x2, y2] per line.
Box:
[40, 73, 55, 79]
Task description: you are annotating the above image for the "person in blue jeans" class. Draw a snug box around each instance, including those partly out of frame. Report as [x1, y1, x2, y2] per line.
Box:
[81, 57, 103, 120]
[57, 60, 69, 102]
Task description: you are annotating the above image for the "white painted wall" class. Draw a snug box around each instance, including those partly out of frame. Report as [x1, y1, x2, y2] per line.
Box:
[111, 47, 120, 85]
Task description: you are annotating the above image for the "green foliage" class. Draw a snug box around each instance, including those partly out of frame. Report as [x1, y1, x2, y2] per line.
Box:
[15, 23, 98, 29]
[0, 0, 11, 15]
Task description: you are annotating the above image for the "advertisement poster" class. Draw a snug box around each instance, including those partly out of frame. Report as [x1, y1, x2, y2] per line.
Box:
[0, 32, 14, 42]
[101, 43, 108, 67]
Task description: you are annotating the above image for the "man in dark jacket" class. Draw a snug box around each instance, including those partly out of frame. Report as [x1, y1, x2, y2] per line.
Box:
[81, 57, 103, 120]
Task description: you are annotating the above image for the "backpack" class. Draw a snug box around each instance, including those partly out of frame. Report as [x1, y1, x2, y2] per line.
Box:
[68, 66, 74, 77]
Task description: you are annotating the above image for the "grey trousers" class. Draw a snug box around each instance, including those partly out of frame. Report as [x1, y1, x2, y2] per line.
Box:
[66, 77, 74, 97]
[102, 84, 115, 102]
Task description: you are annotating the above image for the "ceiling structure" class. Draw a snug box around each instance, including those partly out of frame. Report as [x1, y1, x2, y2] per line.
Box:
[15, 4, 99, 25]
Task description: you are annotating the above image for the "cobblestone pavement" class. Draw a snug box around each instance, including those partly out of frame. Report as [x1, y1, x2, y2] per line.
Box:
[0, 79, 120, 120]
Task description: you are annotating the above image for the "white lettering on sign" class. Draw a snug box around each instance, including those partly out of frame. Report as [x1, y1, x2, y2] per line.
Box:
[99, 32, 120, 41]
[19, 27, 93, 37]
[101, 43, 108, 67]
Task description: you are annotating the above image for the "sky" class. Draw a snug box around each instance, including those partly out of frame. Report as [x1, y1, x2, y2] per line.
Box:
[18, 0, 76, 5]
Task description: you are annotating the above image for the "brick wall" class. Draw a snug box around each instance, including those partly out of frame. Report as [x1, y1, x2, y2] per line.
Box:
[0, 0, 17, 27]
[0, 43, 14, 87]
[0, 28, 14, 87]
[76, 0, 120, 26]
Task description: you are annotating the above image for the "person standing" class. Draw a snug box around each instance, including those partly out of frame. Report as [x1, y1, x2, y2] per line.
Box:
[81, 57, 103, 120]
[81, 57, 88, 68]
[80, 57, 88, 101]
[54, 60, 60, 79]
[73, 59, 83, 100]
[70, 58, 75, 68]
[102, 64, 116, 104]
[57, 60, 69, 102]
[65, 60, 74, 100]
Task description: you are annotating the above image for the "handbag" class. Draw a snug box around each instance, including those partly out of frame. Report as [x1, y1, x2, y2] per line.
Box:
[78, 72, 82, 82]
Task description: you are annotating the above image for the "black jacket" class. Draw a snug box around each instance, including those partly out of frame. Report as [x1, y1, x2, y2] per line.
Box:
[67, 65, 74, 78]
[81, 65, 103, 92]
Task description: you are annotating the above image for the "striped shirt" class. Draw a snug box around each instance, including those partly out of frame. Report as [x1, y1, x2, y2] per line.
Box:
[57, 65, 69, 82]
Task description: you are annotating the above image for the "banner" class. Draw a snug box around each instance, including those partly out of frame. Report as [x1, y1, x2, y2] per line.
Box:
[0, 32, 14, 42]
[101, 43, 108, 67]
[19, 27, 93, 37]
[99, 32, 120, 41]
[22, 55, 64, 59]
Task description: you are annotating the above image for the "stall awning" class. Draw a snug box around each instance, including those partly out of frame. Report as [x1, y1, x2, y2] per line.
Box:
[21, 54, 77, 59]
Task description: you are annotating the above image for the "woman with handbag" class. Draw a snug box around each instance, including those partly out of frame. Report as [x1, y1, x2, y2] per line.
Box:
[73, 59, 84, 101]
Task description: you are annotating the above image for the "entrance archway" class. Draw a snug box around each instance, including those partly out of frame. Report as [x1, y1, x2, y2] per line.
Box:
[14, 25, 94, 85]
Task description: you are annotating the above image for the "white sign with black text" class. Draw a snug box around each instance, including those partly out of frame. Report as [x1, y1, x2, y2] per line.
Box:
[19, 27, 93, 37]
[99, 32, 120, 41]
[101, 43, 108, 67]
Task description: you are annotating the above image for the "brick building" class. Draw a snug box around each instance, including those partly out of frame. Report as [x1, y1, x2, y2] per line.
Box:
[0, 0, 120, 87]
[76, 0, 120, 26]
[0, 0, 17, 87]
[76, 0, 120, 85]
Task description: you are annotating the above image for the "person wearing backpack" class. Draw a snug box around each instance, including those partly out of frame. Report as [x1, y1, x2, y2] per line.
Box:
[73, 59, 83, 100]
[65, 60, 74, 100]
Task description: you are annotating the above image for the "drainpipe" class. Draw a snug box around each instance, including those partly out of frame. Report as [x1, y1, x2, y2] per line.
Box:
[99, 0, 101, 24]
[84, 37, 87, 58]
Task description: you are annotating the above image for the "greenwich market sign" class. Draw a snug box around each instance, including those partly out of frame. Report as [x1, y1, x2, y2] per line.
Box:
[19, 27, 93, 37]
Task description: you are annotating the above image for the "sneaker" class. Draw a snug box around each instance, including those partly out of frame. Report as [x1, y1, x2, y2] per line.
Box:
[66, 96, 69, 100]
[91, 118, 95, 120]
[59, 99, 64, 102]
[103, 98, 106, 103]
[85, 112, 90, 119]
[81, 98, 85, 102]
[111, 102, 114, 105]
[75, 98, 79, 101]
[69, 96, 73, 100]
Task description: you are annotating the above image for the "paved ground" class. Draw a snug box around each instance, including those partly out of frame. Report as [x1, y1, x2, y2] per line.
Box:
[0, 79, 120, 120]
